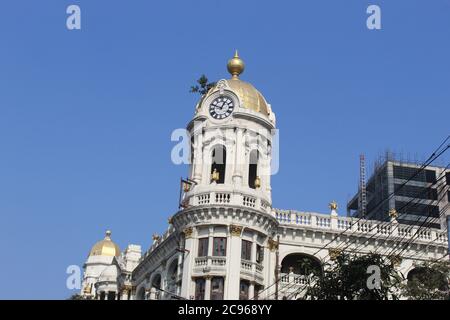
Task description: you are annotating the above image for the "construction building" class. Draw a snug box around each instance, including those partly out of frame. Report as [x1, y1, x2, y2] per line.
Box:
[347, 156, 450, 230]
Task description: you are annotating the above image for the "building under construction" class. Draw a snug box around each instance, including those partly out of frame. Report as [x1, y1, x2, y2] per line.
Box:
[347, 156, 450, 230]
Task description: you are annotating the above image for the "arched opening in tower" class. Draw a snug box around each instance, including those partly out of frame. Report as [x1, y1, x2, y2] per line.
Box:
[211, 145, 226, 184]
[248, 150, 259, 189]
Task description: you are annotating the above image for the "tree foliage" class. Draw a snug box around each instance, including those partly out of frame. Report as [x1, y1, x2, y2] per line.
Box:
[401, 260, 450, 300]
[190, 75, 216, 96]
[305, 253, 402, 300]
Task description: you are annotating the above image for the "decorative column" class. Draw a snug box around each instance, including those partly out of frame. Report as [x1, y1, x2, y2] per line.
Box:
[205, 276, 212, 300]
[249, 281, 255, 300]
[232, 128, 244, 186]
[226, 225, 243, 300]
[251, 234, 257, 273]
[192, 130, 203, 184]
[266, 237, 278, 300]
[180, 227, 195, 299]
[208, 226, 214, 257]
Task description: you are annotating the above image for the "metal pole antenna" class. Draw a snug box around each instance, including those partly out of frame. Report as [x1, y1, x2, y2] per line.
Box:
[275, 235, 280, 300]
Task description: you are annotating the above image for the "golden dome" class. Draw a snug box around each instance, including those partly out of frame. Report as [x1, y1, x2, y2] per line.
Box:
[89, 230, 121, 257]
[226, 78, 269, 115]
[227, 50, 245, 79]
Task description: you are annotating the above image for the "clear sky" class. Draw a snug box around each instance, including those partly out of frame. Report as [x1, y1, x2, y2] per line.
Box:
[0, 0, 449, 299]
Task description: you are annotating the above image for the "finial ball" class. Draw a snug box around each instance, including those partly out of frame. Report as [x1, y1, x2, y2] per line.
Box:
[227, 50, 245, 78]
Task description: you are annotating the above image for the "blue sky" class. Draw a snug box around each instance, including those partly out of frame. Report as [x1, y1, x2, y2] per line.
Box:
[0, 0, 449, 299]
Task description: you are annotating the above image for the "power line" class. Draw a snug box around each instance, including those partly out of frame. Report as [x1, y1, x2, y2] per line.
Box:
[309, 142, 449, 258]
[254, 137, 449, 300]
[338, 164, 449, 255]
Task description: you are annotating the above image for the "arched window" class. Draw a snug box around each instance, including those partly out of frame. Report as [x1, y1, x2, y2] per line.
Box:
[211, 145, 226, 184]
[152, 274, 161, 300]
[248, 150, 259, 189]
[166, 260, 179, 297]
[407, 267, 448, 292]
[281, 253, 322, 276]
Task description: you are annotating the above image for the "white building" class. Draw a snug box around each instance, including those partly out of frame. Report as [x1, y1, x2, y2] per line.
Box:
[80, 52, 449, 300]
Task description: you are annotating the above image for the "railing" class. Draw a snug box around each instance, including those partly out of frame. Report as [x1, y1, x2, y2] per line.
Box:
[240, 260, 264, 274]
[243, 196, 256, 208]
[197, 194, 210, 205]
[241, 260, 252, 271]
[215, 193, 231, 204]
[191, 191, 272, 213]
[274, 209, 449, 246]
[280, 273, 309, 286]
[194, 256, 227, 269]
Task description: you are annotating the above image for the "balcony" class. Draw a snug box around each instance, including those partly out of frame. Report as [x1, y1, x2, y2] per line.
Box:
[184, 185, 272, 214]
[194, 256, 227, 273]
[240, 259, 264, 277]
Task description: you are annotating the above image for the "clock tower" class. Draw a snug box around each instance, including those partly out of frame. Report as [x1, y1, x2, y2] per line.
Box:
[172, 51, 278, 300]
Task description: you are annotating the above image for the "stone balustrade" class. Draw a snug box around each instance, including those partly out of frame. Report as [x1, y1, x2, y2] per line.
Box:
[274, 209, 448, 246]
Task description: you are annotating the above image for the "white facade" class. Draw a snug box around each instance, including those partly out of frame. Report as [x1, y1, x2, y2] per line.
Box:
[80, 53, 449, 300]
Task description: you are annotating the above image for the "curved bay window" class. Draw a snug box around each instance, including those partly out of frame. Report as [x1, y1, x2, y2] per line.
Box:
[248, 150, 258, 189]
[239, 280, 250, 300]
[211, 145, 226, 184]
[210, 277, 224, 300]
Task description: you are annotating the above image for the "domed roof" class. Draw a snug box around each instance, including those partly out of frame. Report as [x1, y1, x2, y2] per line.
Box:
[203, 51, 270, 116]
[226, 78, 269, 115]
[89, 230, 121, 257]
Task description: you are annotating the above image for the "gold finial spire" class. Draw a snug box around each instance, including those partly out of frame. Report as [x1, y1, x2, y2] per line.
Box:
[329, 201, 338, 211]
[227, 50, 245, 79]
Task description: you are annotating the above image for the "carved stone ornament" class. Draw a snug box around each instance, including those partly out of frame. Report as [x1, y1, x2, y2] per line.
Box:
[183, 227, 194, 238]
[328, 248, 342, 261]
[267, 237, 278, 251]
[230, 225, 243, 237]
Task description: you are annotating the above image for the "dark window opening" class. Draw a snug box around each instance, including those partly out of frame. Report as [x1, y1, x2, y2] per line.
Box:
[213, 237, 227, 256]
[394, 184, 438, 200]
[195, 278, 206, 300]
[256, 244, 264, 264]
[210, 277, 224, 300]
[211, 145, 226, 184]
[198, 238, 209, 257]
[107, 291, 116, 300]
[254, 285, 263, 300]
[248, 150, 258, 189]
[239, 280, 250, 300]
[241, 240, 252, 261]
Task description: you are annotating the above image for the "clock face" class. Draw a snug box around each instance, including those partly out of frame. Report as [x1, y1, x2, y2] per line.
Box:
[209, 96, 234, 119]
